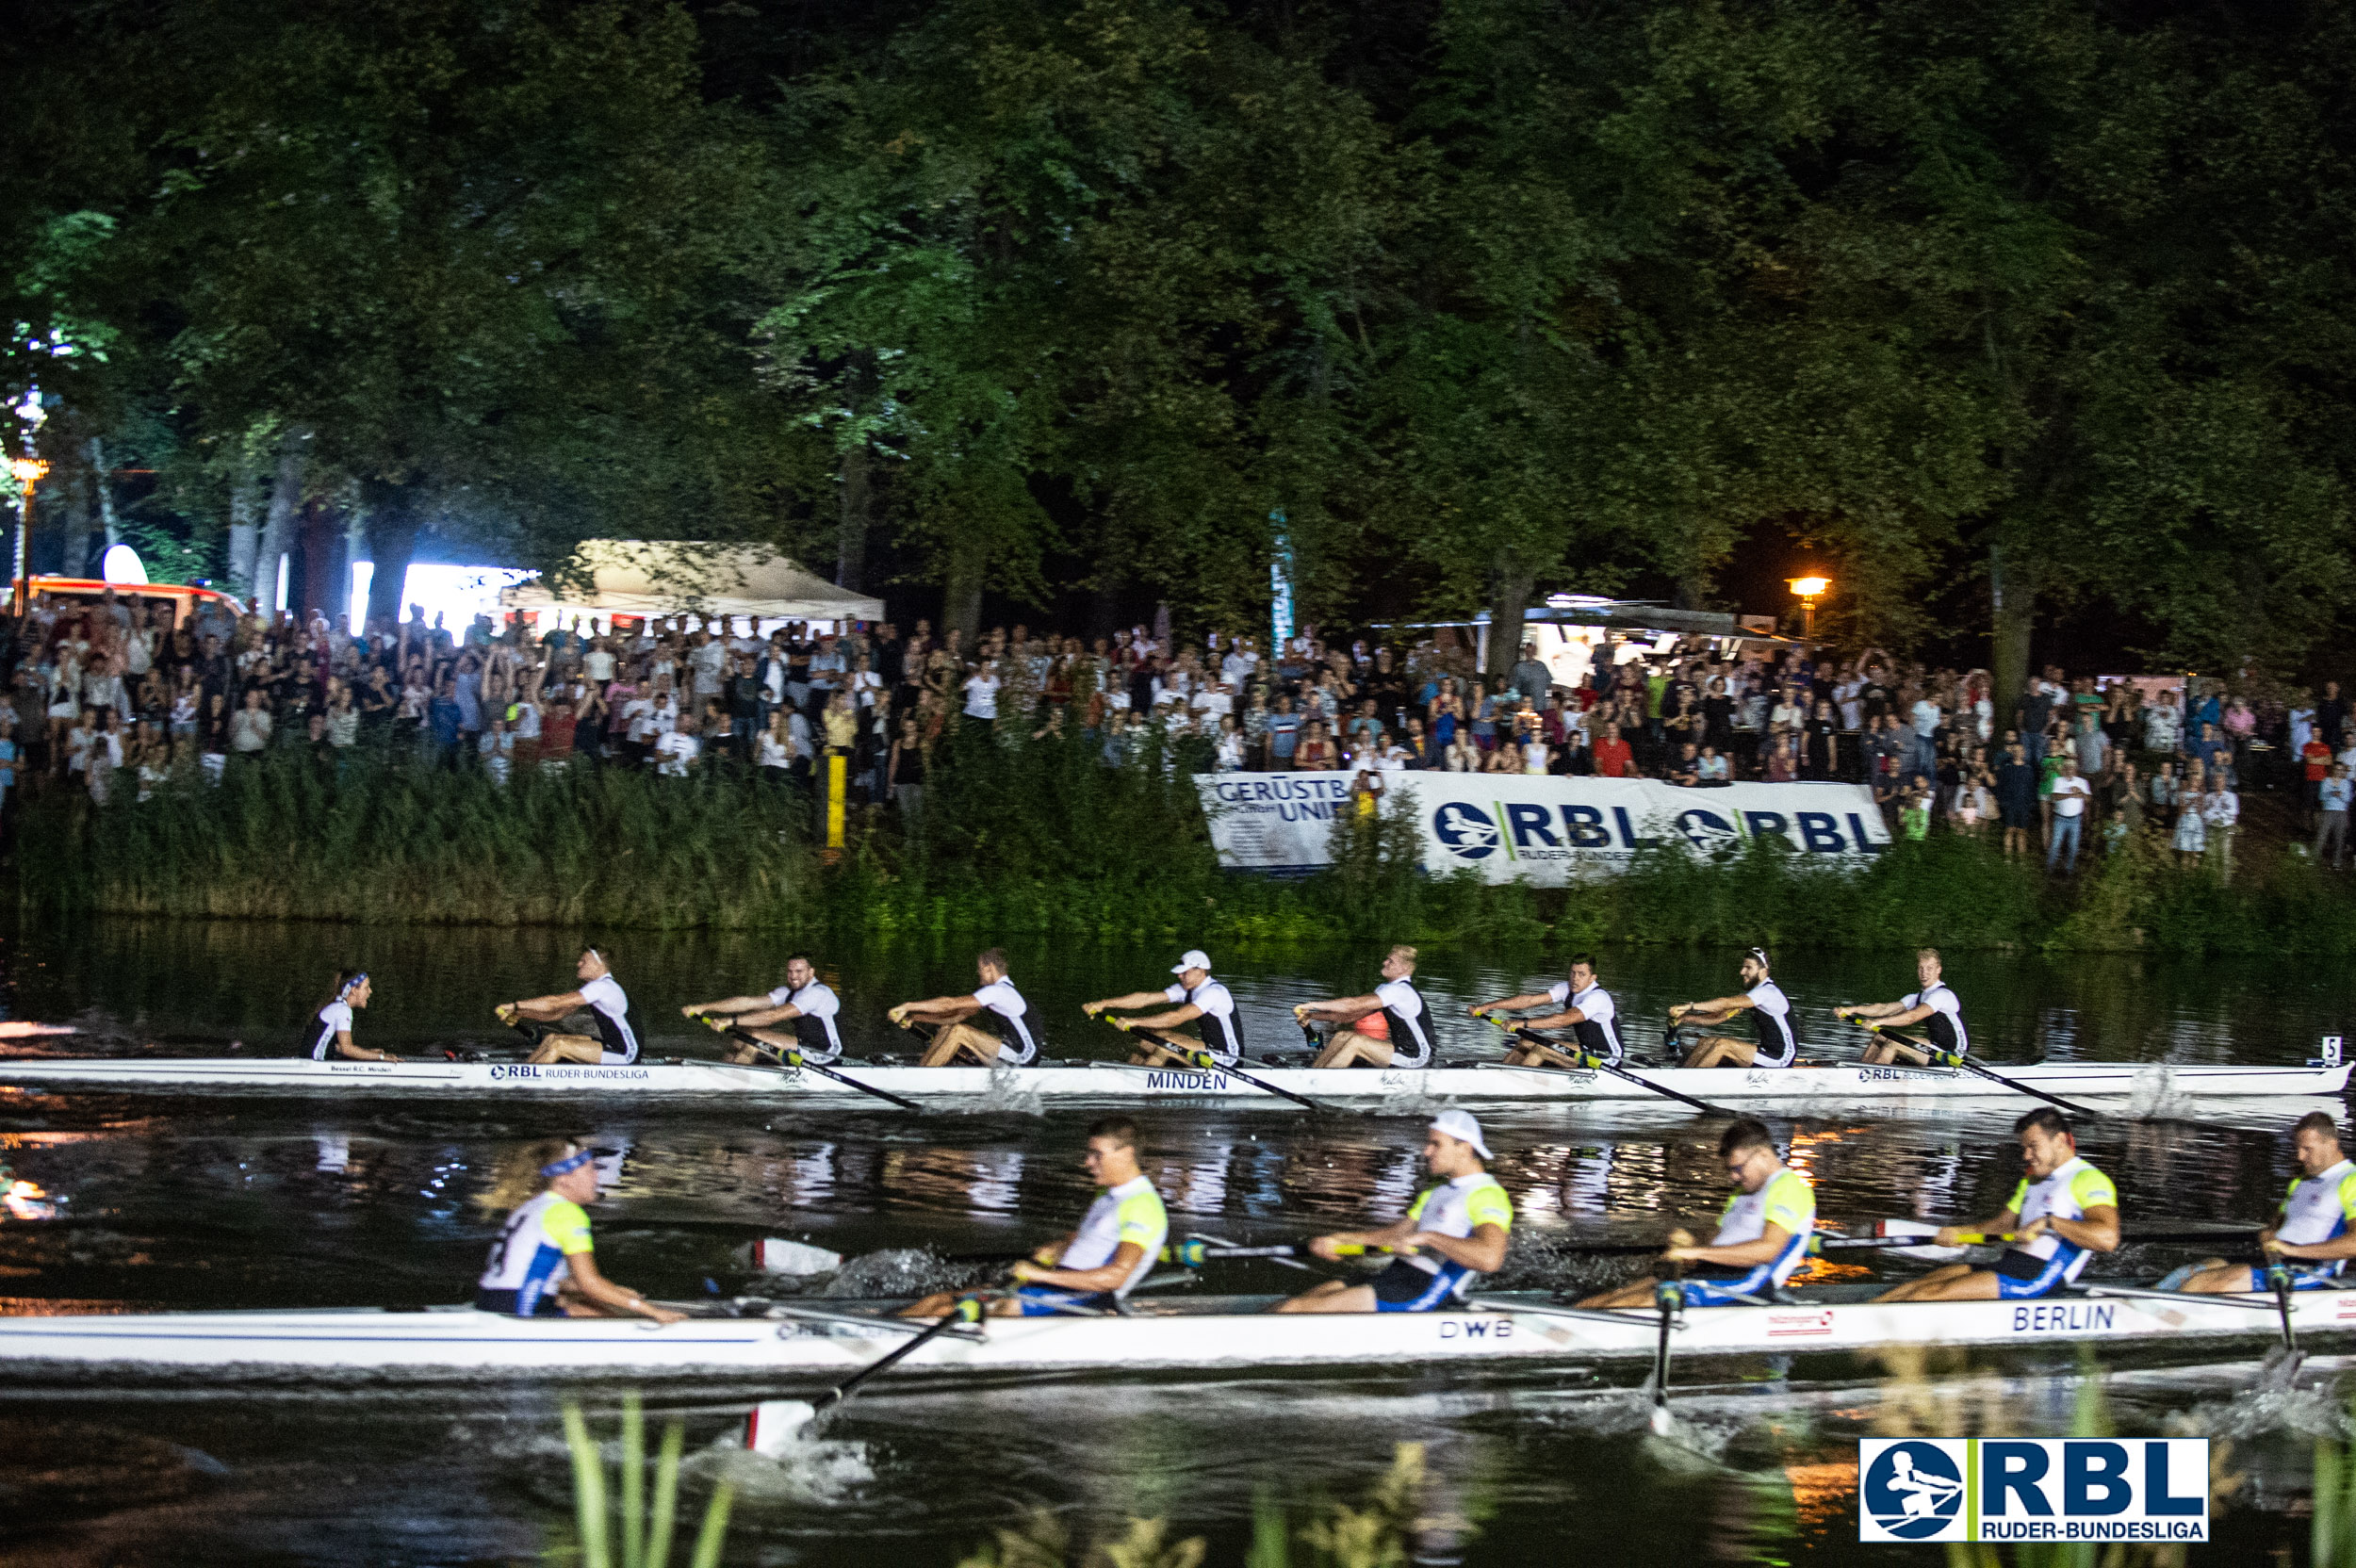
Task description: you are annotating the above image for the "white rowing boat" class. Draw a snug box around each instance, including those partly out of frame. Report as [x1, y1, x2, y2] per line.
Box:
[0, 1284, 2338, 1385]
[0, 1054, 2341, 1103]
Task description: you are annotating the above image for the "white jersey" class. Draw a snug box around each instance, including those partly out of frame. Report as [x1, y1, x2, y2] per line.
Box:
[307, 1000, 353, 1060]
[579, 974, 639, 1064]
[1546, 980, 1622, 1065]
[1164, 978, 1241, 1066]
[973, 976, 1038, 1065]
[2004, 1157, 2119, 1283]
[477, 1190, 595, 1314]
[764, 979, 843, 1063]
[1708, 1168, 1817, 1286]
[1745, 980, 1797, 1068]
[1374, 977, 1433, 1068]
[2278, 1159, 2356, 1266]
[1899, 982, 1968, 1055]
[1059, 1175, 1169, 1296]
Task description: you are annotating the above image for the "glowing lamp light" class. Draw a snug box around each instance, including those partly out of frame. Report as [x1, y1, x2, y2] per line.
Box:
[1789, 576, 1830, 600]
[8, 457, 46, 485]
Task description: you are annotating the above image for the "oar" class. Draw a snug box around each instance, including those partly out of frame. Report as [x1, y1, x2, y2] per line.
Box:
[758, 1291, 993, 1436]
[2262, 1255, 2306, 1386]
[1853, 1022, 2101, 1119]
[1481, 1017, 1733, 1118]
[1099, 1019, 1364, 1118]
[699, 1019, 924, 1113]
[1648, 1263, 1684, 1437]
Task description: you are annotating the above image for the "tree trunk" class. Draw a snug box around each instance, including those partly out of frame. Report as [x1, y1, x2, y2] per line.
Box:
[297, 498, 345, 626]
[1990, 539, 2037, 715]
[837, 441, 871, 593]
[1487, 562, 1535, 680]
[226, 462, 259, 599]
[941, 538, 986, 649]
[255, 427, 309, 615]
[359, 477, 422, 631]
[59, 462, 94, 580]
[85, 437, 119, 547]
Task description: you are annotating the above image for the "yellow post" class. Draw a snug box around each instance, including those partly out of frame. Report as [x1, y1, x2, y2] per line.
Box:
[826, 753, 847, 848]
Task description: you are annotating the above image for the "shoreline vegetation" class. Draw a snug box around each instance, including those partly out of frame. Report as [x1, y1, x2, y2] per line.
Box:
[19, 727, 2356, 955]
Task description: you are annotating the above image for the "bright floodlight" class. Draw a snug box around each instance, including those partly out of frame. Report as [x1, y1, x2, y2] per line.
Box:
[8, 458, 46, 483]
[1789, 575, 1829, 598]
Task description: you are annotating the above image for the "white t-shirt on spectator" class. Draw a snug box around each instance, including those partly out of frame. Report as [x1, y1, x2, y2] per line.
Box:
[584, 648, 615, 683]
[963, 673, 1000, 720]
[688, 641, 727, 694]
[758, 729, 792, 769]
[655, 730, 700, 776]
[2050, 775, 2092, 818]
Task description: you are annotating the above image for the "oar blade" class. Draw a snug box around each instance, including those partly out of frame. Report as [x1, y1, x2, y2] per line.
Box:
[1873, 1218, 1967, 1263]
[745, 1400, 819, 1454]
[754, 1239, 844, 1277]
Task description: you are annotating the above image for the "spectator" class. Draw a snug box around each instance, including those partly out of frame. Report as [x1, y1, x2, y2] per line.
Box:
[2046, 758, 2091, 873]
[2072, 711, 2109, 789]
[1668, 741, 1701, 786]
[1994, 741, 2037, 858]
[2304, 726, 2336, 825]
[2203, 776, 2240, 880]
[1266, 694, 1302, 769]
[1695, 744, 1730, 786]
[1507, 642, 1550, 709]
[2143, 687, 2184, 755]
[479, 714, 515, 787]
[1296, 720, 1338, 771]
[2323, 679, 2350, 754]
[229, 687, 273, 755]
[2014, 678, 2054, 760]
[2316, 764, 2352, 869]
[1592, 724, 1635, 779]
[2106, 760, 2146, 841]
[2171, 779, 2208, 867]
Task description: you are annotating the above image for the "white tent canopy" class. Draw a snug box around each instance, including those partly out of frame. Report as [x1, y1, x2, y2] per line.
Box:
[499, 539, 882, 623]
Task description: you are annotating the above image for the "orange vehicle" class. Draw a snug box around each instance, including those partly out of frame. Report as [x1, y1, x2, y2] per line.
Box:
[22, 577, 247, 630]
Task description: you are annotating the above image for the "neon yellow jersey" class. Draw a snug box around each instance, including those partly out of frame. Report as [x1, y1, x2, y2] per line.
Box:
[2005, 1157, 2117, 1272]
[478, 1191, 597, 1309]
[1711, 1168, 1815, 1247]
[2276, 1160, 2356, 1247]
[1407, 1174, 1514, 1237]
[1057, 1176, 1170, 1295]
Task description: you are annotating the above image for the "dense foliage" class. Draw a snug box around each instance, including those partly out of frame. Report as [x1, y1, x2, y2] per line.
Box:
[8, 0, 2356, 685]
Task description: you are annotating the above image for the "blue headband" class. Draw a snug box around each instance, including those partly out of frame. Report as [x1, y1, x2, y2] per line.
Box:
[540, 1149, 596, 1179]
[338, 972, 369, 1001]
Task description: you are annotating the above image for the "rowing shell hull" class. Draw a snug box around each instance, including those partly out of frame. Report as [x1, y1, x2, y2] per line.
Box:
[0, 1055, 2343, 1103]
[0, 1289, 2344, 1385]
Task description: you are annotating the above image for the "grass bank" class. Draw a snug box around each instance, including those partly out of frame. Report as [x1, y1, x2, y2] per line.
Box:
[21, 727, 2356, 953]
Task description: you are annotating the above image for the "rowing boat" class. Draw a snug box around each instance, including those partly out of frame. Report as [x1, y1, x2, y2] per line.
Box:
[0, 1055, 2339, 1103]
[0, 1283, 2341, 1386]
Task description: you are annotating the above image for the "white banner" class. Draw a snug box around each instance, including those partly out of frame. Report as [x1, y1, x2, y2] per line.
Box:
[1195, 772, 1890, 882]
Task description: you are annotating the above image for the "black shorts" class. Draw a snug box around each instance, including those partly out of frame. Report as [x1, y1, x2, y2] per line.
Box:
[1369, 1261, 1440, 1305]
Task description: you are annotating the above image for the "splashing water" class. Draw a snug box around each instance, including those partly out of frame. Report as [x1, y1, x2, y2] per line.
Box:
[2127, 1065, 2194, 1120]
[965, 1064, 1044, 1117]
[827, 1247, 994, 1299]
[698, 1427, 873, 1504]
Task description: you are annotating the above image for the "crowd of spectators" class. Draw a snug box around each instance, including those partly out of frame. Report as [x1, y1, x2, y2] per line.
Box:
[1, 586, 2339, 881]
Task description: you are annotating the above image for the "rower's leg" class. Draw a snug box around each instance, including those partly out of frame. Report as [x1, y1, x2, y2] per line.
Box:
[1129, 1031, 1203, 1068]
[1679, 1036, 1754, 1070]
[1313, 1031, 1395, 1070]
[2176, 1262, 2255, 1295]
[1858, 1040, 1894, 1065]
[1874, 1264, 1992, 1302]
[898, 1291, 960, 1318]
[528, 1033, 604, 1065]
[1272, 1282, 1378, 1314]
[1576, 1279, 1661, 1310]
[919, 1023, 984, 1067]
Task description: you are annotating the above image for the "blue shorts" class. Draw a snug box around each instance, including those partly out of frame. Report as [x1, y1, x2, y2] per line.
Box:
[1677, 1265, 1775, 1307]
[2282, 1265, 2344, 1291]
[1369, 1260, 1473, 1314]
[1015, 1284, 1114, 1316]
[1993, 1249, 2077, 1299]
[474, 1287, 566, 1317]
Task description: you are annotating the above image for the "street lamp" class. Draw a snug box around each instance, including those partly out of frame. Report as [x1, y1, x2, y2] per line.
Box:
[1787, 574, 1830, 640]
[9, 456, 47, 616]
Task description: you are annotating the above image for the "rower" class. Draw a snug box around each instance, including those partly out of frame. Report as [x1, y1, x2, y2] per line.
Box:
[307, 970, 401, 1063]
[2179, 1111, 2356, 1294]
[1670, 947, 1798, 1070]
[1293, 944, 1435, 1070]
[1835, 947, 1967, 1067]
[1473, 954, 1621, 1069]
[1081, 948, 1244, 1070]
[495, 948, 642, 1066]
[683, 956, 843, 1066]
[1579, 1118, 1815, 1308]
[890, 948, 1040, 1068]
[1874, 1108, 2119, 1302]
[901, 1116, 1168, 1318]
[1272, 1110, 1512, 1314]
[472, 1138, 683, 1323]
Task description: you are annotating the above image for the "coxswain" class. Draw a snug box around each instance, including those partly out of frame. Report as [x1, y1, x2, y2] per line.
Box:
[1671, 947, 1799, 1070]
[890, 948, 1040, 1067]
[306, 970, 401, 1063]
[1835, 947, 1968, 1067]
[683, 955, 843, 1066]
[1874, 1108, 2119, 1302]
[472, 1138, 683, 1322]
[1473, 954, 1622, 1069]
[1579, 1118, 1816, 1308]
[495, 948, 642, 1066]
[2179, 1112, 2356, 1294]
[1081, 949, 1245, 1069]
[1293, 944, 1435, 1070]
[1272, 1111, 1512, 1314]
[901, 1116, 1168, 1318]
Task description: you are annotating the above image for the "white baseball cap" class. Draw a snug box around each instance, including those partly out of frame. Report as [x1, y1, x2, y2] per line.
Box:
[1171, 950, 1212, 974]
[1429, 1109, 1492, 1160]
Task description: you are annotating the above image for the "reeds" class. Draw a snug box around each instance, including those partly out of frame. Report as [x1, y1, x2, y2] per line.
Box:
[560, 1393, 732, 1568]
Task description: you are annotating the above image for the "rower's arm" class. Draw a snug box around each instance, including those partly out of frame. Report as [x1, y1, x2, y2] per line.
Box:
[1403, 1220, 1509, 1275]
[1013, 1239, 1145, 1296]
[1300, 991, 1383, 1022]
[1516, 1007, 1589, 1032]
[892, 995, 983, 1022]
[684, 995, 775, 1018]
[1672, 1222, 1792, 1270]
[330, 1030, 399, 1064]
[1472, 992, 1556, 1016]
[1122, 1003, 1204, 1031]
[562, 1248, 685, 1324]
[1307, 1216, 1420, 1259]
[1835, 1000, 1905, 1021]
[2270, 1230, 2356, 1263]
[1671, 993, 1751, 1023]
[734, 1003, 804, 1028]
[2035, 1203, 2119, 1254]
[1083, 990, 1175, 1015]
[1858, 1003, 1934, 1028]
[510, 988, 586, 1021]
[1936, 1208, 2021, 1248]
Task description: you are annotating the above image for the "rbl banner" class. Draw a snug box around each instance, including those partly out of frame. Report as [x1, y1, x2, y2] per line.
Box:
[1857, 1438, 2210, 1544]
